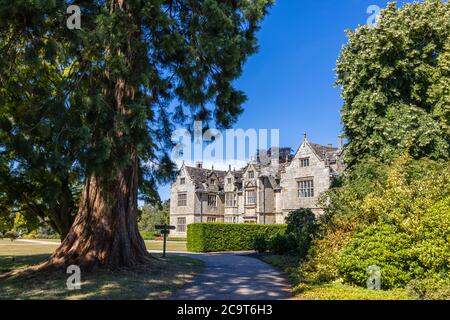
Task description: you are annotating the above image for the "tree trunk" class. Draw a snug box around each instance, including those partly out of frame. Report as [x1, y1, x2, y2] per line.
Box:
[44, 155, 151, 270]
[42, 0, 150, 270]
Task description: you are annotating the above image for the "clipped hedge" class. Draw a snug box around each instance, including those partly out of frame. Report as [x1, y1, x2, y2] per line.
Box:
[187, 223, 287, 252]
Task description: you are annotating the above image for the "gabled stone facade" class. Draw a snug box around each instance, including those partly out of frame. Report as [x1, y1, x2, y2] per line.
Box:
[169, 134, 344, 237]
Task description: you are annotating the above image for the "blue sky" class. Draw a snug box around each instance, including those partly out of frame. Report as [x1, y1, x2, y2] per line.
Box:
[157, 0, 415, 201]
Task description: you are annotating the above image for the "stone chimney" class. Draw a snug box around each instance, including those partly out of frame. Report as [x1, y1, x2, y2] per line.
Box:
[338, 135, 343, 149]
[196, 161, 203, 169]
[270, 147, 280, 168]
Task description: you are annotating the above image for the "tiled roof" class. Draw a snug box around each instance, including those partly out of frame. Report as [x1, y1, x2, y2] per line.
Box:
[308, 142, 340, 162]
[185, 166, 242, 190]
[183, 141, 342, 191]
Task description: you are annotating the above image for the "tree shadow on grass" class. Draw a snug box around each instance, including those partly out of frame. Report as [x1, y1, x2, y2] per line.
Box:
[0, 254, 203, 300]
[0, 254, 50, 273]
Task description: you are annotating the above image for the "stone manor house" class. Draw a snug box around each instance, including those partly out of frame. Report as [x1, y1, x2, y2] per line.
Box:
[169, 134, 344, 237]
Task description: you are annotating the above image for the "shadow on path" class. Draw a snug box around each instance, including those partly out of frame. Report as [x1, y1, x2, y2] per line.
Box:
[169, 253, 292, 300]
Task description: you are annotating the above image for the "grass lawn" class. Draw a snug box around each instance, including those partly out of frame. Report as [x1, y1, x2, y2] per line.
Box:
[0, 240, 200, 300]
[260, 254, 410, 300]
[145, 240, 186, 252]
[0, 238, 187, 253]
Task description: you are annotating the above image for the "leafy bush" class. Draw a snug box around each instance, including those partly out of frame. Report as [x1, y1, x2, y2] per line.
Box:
[285, 209, 318, 259]
[305, 156, 449, 293]
[268, 234, 291, 255]
[252, 234, 268, 253]
[406, 276, 450, 300]
[337, 223, 416, 289]
[414, 196, 450, 278]
[187, 223, 286, 252]
[300, 228, 353, 285]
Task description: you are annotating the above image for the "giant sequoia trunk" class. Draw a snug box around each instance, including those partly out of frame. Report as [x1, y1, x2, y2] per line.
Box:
[42, 0, 151, 270]
[45, 157, 151, 270]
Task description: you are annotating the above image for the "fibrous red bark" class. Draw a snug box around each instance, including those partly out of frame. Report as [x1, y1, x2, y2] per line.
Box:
[41, 0, 151, 271]
[44, 156, 151, 270]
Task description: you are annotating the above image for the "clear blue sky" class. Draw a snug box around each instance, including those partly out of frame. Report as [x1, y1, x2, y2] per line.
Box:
[157, 0, 414, 201]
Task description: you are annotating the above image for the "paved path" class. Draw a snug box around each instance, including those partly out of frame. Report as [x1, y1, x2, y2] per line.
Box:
[170, 253, 292, 300]
[16, 239, 60, 245]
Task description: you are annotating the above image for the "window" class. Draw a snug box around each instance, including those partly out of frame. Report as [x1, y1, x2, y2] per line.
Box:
[208, 194, 217, 207]
[300, 158, 310, 167]
[298, 179, 314, 198]
[248, 170, 255, 179]
[177, 217, 186, 233]
[210, 179, 215, 185]
[207, 217, 216, 223]
[227, 178, 232, 184]
[178, 193, 187, 206]
[246, 190, 256, 205]
[180, 178, 185, 185]
[225, 217, 237, 224]
[225, 193, 237, 207]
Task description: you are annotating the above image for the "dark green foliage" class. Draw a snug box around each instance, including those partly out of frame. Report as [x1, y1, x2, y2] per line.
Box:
[336, 0, 450, 167]
[268, 233, 296, 255]
[187, 223, 286, 253]
[252, 234, 268, 253]
[265, 209, 317, 257]
[0, 0, 273, 238]
[285, 209, 318, 259]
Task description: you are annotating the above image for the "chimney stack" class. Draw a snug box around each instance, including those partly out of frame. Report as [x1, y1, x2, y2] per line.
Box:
[196, 161, 203, 169]
[338, 135, 343, 149]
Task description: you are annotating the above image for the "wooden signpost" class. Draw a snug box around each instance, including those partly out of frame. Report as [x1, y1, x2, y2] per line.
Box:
[155, 224, 176, 257]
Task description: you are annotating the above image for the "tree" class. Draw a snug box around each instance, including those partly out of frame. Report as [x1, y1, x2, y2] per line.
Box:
[336, 0, 450, 168]
[138, 200, 169, 239]
[0, 0, 82, 239]
[0, 0, 272, 270]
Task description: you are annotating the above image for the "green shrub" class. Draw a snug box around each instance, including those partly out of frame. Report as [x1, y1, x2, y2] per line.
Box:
[269, 233, 299, 255]
[285, 209, 318, 259]
[252, 234, 268, 253]
[187, 223, 286, 252]
[406, 276, 450, 300]
[414, 196, 450, 278]
[337, 196, 450, 290]
[337, 223, 415, 289]
[268, 234, 289, 255]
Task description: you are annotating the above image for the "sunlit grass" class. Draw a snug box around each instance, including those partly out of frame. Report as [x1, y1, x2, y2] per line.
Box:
[0, 240, 200, 300]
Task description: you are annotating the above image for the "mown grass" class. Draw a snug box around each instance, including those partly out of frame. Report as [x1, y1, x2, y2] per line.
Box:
[0, 240, 200, 300]
[0, 239, 187, 255]
[145, 240, 186, 252]
[261, 254, 410, 300]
